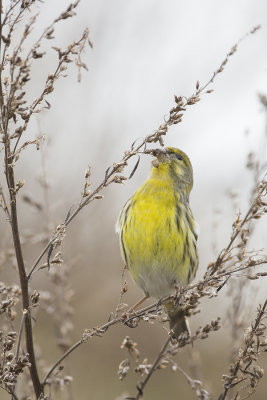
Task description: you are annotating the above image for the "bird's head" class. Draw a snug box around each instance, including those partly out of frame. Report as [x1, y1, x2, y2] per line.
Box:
[150, 147, 193, 193]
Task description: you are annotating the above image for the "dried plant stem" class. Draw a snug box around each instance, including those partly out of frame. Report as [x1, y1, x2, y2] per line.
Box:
[0, 3, 92, 396]
[1, 385, 19, 400]
[218, 299, 267, 400]
[42, 340, 82, 387]
[134, 336, 171, 400]
[15, 311, 26, 361]
[27, 145, 146, 279]
[4, 133, 41, 397]
[42, 301, 159, 387]
[12, 312, 26, 400]
[209, 181, 267, 275]
[42, 255, 267, 387]
[10, 388, 19, 400]
[13, 28, 89, 155]
[0, 183, 11, 220]
[42, 324, 119, 386]
[175, 364, 209, 400]
[195, 260, 267, 290]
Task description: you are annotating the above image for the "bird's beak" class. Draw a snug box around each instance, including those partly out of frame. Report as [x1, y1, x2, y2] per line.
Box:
[151, 148, 168, 168]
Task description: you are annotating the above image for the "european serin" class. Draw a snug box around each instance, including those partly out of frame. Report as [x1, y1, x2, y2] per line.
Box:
[116, 147, 198, 338]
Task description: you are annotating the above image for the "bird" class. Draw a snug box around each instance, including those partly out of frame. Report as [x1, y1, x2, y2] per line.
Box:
[116, 147, 198, 339]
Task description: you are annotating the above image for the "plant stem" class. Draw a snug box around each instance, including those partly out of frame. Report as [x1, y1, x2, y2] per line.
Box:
[42, 340, 82, 386]
[134, 336, 171, 399]
[8, 177, 42, 398]
[218, 299, 267, 400]
[3, 130, 42, 398]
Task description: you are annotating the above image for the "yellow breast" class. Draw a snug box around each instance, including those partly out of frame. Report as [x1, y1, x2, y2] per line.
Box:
[117, 165, 198, 298]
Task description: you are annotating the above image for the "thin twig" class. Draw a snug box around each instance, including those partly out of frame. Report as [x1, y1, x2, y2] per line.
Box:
[1, 385, 19, 400]
[15, 311, 26, 361]
[42, 340, 82, 386]
[0, 183, 11, 221]
[132, 336, 171, 400]
[209, 180, 267, 275]
[42, 301, 160, 387]
[175, 364, 210, 400]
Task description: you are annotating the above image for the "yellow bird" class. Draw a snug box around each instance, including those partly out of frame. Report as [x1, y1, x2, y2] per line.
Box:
[116, 147, 198, 338]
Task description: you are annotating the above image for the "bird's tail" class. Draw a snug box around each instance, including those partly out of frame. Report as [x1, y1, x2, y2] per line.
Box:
[164, 303, 190, 339]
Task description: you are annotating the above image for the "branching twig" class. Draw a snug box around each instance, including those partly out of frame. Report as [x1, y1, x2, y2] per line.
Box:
[41, 252, 267, 388]
[207, 178, 267, 276]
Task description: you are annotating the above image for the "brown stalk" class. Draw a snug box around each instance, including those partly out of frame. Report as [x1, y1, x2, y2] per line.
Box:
[1, 4, 41, 393]
[3, 140, 42, 397]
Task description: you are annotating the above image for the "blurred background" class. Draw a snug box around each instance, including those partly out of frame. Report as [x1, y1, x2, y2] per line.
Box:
[1, 0, 267, 398]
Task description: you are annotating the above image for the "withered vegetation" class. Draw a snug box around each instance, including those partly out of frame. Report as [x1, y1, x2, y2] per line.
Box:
[0, 1, 266, 399]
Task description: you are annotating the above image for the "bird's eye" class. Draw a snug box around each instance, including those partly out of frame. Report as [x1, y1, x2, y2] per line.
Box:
[176, 154, 183, 161]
